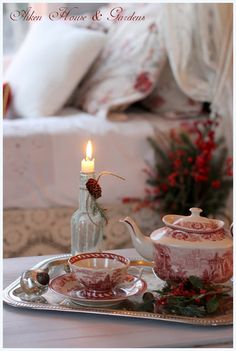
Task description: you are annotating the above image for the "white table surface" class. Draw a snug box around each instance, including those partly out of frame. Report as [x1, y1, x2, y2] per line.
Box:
[3, 248, 233, 348]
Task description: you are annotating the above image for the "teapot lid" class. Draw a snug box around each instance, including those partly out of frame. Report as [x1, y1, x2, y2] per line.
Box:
[162, 208, 224, 233]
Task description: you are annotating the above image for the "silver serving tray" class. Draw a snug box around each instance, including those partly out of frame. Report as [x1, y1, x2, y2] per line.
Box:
[3, 254, 233, 326]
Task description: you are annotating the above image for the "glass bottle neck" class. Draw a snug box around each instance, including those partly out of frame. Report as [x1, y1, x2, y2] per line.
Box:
[79, 172, 95, 212]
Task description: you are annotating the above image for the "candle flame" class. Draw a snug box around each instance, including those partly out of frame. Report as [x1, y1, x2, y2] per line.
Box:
[86, 140, 93, 160]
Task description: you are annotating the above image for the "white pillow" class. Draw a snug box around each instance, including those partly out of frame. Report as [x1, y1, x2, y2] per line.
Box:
[5, 20, 106, 118]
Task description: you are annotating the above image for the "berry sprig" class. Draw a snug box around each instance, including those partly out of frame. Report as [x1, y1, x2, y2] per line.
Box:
[123, 116, 233, 218]
[120, 276, 232, 318]
[153, 276, 232, 317]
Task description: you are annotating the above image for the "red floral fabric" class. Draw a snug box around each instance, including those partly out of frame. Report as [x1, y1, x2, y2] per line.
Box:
[143, 60, 203, 118]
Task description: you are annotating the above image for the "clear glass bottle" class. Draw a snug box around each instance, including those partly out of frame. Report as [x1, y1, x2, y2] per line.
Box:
[71, 172, 104, 255]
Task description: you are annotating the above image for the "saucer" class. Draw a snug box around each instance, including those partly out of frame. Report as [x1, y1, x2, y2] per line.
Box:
[49, 273, 147, 307]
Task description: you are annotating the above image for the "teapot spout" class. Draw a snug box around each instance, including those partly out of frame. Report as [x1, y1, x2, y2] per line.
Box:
[120, 217, 153, 261]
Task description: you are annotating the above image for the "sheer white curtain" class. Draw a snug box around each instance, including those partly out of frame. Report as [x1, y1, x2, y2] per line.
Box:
[3, 3, 29, 55]
[163, 3, 233, 151]
[3, 3, 62, 55]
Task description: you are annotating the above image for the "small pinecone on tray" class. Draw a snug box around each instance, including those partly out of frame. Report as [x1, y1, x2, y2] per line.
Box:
[86, 178, 102, 199]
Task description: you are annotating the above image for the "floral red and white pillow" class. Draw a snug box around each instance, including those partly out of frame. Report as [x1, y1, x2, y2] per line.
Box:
[72, 4, 167, 117]
[142, 60, 203, 118]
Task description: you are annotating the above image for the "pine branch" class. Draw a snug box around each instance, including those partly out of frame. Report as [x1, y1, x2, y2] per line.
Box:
[179, 132, 195, 148]
[147, 137, 170, 164]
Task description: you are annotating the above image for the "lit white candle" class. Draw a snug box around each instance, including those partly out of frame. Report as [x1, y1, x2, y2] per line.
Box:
[81, 140, 95, 173]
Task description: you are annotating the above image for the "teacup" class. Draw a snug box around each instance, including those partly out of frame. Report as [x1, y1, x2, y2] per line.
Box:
[68, 252, 130, 292]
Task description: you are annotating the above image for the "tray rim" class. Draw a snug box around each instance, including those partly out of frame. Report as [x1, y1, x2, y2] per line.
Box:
[3, 254, 233, 326]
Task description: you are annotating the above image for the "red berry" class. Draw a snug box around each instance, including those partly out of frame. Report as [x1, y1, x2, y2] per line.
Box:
[211, 180, 221, 189]
[200, 289, 207, 294]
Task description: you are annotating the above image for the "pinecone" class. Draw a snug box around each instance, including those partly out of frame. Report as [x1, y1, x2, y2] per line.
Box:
[86, 178, 102, 199]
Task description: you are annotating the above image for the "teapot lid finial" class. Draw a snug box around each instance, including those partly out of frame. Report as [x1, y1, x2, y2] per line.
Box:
[190, 208, 203, 216]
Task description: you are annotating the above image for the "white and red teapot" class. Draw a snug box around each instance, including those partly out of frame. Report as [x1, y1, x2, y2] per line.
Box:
[121, 208, 233, 283]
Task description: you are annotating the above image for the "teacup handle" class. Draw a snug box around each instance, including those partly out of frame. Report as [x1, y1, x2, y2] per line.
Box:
[112, 267, 143, 293]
